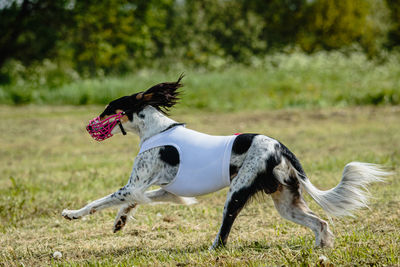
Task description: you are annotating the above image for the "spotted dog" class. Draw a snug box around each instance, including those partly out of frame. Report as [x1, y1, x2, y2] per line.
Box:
[62, 76, 389, 249]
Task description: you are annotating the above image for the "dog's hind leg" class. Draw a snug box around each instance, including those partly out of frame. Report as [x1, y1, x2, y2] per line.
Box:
[209, 177, 254, 250]
[271, 184, 334, 248]
[210, 156, 269, 249]
[210, 136, 283, 250]
[113, 189, 197, 232]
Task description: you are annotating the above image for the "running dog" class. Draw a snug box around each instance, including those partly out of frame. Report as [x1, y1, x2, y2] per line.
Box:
[62, 75, 389, 249]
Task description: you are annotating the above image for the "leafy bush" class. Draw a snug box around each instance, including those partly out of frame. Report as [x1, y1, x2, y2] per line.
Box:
[386, 0, 400, 48]
[0, 0, 396, 78]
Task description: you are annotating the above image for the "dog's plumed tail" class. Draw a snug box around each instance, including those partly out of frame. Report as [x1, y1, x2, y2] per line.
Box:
[296, 162, 390, 217]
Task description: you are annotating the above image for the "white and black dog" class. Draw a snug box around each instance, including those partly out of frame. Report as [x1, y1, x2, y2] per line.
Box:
[62, 76, 389, 249]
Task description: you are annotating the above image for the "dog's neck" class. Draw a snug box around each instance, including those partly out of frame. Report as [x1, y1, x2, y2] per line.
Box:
[136, 106, 178, 144]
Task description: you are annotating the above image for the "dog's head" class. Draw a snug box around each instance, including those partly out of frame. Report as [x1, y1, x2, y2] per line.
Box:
[87, 75, 183, 141]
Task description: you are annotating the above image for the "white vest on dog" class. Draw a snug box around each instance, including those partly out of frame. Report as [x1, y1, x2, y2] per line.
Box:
[139, 125, 236, 197]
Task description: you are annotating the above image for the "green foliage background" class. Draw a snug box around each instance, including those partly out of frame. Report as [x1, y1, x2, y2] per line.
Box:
[0, 0, 399, 107]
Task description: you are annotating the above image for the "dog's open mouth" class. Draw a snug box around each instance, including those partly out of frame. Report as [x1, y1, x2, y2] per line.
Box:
[86, 112, 124, 141]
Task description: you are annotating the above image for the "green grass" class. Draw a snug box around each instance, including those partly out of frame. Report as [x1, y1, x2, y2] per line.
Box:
[0, 105, 399, 266]
[1, 52, 400, 110]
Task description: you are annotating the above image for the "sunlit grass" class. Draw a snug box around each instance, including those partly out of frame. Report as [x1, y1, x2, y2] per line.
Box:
[0, 105, 399, 266]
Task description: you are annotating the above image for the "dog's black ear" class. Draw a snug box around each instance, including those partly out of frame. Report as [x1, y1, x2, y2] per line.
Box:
[135, 74, 183, 114]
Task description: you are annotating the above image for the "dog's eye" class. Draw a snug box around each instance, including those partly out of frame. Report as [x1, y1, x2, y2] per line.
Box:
[138, 113, 145, 119]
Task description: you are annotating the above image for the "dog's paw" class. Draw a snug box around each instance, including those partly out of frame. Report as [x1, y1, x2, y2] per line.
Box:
[208, 244, 220, 251]
[113, 215, 128, 233]
[208, 237, 226, 251]
[208, 242, 223, 251]
[62, 209, 81, 220]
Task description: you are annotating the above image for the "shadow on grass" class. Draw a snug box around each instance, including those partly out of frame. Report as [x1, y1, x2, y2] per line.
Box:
[76, 243, 211, 260]
[77, 239, 303, 259]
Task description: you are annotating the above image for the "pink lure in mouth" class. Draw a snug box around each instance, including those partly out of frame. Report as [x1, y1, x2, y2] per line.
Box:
[86, 112, 125, 141]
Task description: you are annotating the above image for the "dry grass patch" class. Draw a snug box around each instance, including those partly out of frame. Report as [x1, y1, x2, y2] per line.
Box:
[0, 105, 399, 266]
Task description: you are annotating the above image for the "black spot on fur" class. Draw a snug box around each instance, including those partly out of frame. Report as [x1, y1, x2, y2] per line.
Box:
[232, 134, 258, 154]
[285, 172, 301, 202]
[278, 141, 306, 177]
[259, 154, 281, 194]
[159, 146, 180, 166]
[229, 165, 238, 179]
[232, 149, 282, 196]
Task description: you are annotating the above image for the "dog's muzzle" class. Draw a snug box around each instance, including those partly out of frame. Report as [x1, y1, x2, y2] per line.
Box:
[86, 112, 126, 141]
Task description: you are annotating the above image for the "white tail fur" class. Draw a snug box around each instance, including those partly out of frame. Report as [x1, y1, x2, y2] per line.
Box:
[298, 162, 391, 217]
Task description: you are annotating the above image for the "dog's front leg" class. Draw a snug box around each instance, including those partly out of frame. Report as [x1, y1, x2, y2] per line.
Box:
[62, 150, 160, 221]
[62, 185, 134, 220]
[113, 188, 197, 232]
[113, 203, 138, 232]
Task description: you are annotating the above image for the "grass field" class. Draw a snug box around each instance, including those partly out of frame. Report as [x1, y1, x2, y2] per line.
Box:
[0, 105, 399, 266]
[1, 52, 400, 110]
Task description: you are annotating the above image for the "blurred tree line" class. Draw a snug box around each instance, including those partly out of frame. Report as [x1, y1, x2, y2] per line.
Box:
[0, 0, 399, 82]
